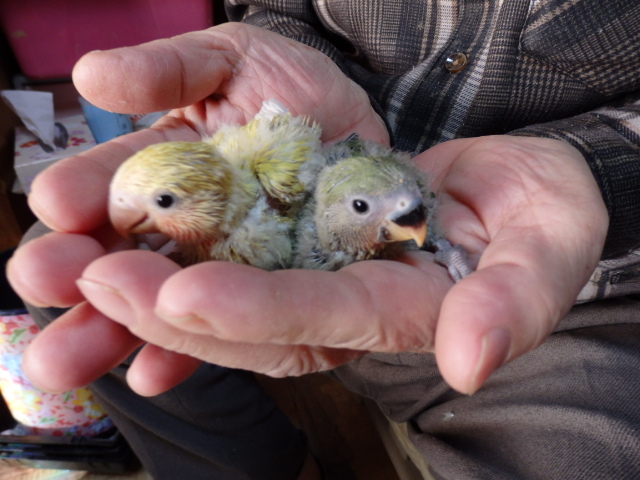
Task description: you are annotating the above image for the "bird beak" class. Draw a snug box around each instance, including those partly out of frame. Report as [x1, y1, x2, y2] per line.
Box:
[381, 199, 428, 247]
[382, 219, 428, 247]
[109, 203, 157, 238]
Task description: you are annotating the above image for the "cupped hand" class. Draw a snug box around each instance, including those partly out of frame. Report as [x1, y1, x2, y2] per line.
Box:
[7, 22, 388, 395]
[71, 135, 607, 396]
[8, 24, 608, 397]
[419, 135, 608, 391]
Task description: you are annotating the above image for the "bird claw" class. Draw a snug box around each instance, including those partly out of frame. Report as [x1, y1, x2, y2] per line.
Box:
[433, 239, 474, 282]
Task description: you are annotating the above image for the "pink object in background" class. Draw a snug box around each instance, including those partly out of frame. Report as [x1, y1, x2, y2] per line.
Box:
[0, 313, 111, 436]
[0, 0, 213, 79]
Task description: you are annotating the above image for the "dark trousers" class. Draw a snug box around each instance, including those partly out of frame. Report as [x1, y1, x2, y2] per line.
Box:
[22, 223, 640, 479]
[333, 298, 640, 479]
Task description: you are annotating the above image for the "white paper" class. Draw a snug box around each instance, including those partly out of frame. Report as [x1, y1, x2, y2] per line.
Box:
[1, 90, 57, 151]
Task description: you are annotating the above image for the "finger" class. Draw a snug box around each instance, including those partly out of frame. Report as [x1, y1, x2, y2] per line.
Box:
[29, 122, 199, 233]
[126, 344, 203, 397]
[72, 29, 237, 114]
[90, 250, 450, 351]
[436, 139, 607, 393]
[437, 227, 595, 392]
[77, 250, 363, 376]
[7, 233, 106, 307]
[22, 302, 142, 393]
[437, 216, 603, 395]
[436, 264, 550, 395]
[73, 23, 388, 144]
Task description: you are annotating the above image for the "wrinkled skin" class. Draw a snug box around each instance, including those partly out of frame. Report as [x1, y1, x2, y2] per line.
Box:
[7, 23, 607, 397]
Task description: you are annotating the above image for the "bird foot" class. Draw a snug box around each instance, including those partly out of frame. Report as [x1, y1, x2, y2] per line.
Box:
[433, 239, 474, 282]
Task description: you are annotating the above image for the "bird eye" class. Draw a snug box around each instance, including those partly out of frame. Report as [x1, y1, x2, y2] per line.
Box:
[352, 199, 369, 214]
[156, 194, 175, 209]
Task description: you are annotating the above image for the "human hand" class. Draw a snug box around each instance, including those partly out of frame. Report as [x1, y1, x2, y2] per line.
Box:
[18, 129, 607, 396]
[70, 135, 606, 395]
[418, 135, 608, 390]
[7, 22, 388, 395]
[8, 24, 608, 396]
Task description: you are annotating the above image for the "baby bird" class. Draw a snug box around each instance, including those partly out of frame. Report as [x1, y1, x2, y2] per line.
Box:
[293, 137, 432, 271]
[109, 141, 295, 269]
[110, 102, 472, 279]
[109, 100, 326, 269]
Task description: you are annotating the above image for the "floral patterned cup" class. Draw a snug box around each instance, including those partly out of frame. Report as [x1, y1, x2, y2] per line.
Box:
[0, 313, 111, 436]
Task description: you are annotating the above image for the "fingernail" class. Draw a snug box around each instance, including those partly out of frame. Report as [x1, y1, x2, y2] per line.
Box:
[77, 279, 136, 326]
[156, 311, 197, 324]
[468, 328, 511, 394]
[155, 309, 212, 334]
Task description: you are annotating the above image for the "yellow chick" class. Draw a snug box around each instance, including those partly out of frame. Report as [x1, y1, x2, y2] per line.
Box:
[109, 100, 327, 269]
[109, 141, 294, 269]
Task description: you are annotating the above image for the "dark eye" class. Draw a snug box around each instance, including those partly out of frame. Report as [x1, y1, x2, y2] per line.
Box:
[156, 194, 175, 209]
[352, 199, 369, 214]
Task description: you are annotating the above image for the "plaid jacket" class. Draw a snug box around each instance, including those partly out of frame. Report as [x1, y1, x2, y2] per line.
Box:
[226, 0, 640, 301]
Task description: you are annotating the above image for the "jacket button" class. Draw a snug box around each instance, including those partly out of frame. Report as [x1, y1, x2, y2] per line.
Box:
[444, 52, 469, 73]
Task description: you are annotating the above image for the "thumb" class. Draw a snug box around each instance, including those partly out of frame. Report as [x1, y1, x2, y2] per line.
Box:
[72, 25, 239, 114]
[435, 223, 601, 394]
[435, 263, 554, 395]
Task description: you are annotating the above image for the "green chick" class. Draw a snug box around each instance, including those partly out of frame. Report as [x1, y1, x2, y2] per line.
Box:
[294, 135, 473, 280]
[293, 137, 432, 271]
[109, 141, 296, 269]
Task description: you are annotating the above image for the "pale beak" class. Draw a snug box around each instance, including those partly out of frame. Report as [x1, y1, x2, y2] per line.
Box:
[109, 200, 157, 238]
[382, 218, 428, 247]
[381, 200, 428, 247]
